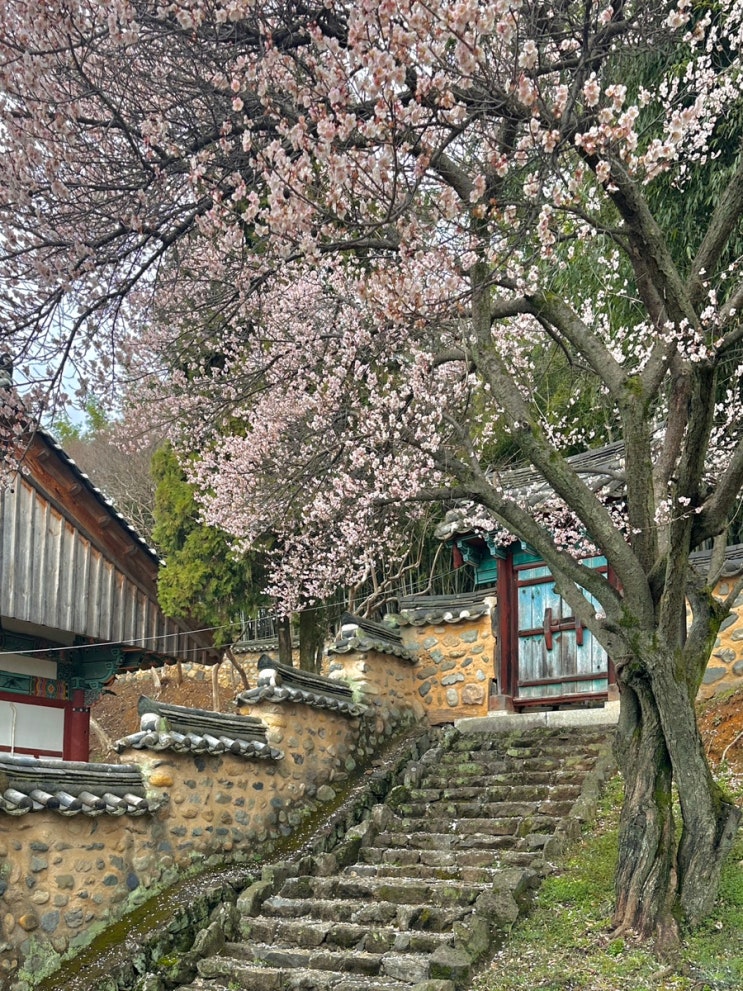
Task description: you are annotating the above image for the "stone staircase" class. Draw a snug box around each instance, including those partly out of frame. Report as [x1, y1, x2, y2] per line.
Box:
[173, 725, 615, 991]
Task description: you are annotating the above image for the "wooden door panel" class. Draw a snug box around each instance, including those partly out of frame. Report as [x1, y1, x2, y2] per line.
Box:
[515, 558, 608, 702]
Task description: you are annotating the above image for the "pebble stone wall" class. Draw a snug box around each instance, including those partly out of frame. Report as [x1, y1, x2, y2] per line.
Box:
[0, 653, 421, 990]
[398, 613, 495, 724]
[699, 578, 743, 698]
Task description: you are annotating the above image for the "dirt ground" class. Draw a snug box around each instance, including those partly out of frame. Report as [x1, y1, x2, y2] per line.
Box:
[696, 684, 743, 787]
[89, 668, 224, 760]
[90, 668, 743, 786]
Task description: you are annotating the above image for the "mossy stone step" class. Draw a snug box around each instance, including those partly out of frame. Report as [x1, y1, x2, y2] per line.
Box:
[394, 800, 539, 819]
[374, 829, 519, 851]
[279, 874, 487, 908]
[397, 798, 575, 819]
[344, 862, 500, 884]
[417, 768, 587, 789]
[359, 847, 499, 869]
[445, 731, 610, 753]
[392, 815, 525, 835]
[406, 782, 581, 803]
[238, 917, 450, 954]
[220, 939, 447, 984]
[197, 954, 418, 989]
[258, 894, 473, 932]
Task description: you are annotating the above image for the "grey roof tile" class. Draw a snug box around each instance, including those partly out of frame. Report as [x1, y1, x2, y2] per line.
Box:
[236, 656, 365, 715]
[0, 754, 161, 817]
[327, 613, 417, 663]
[390, 591, 495, 626]
[114, 696, 282, 759]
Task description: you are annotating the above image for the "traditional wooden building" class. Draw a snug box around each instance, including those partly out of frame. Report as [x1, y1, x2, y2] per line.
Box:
[436, 444, 627, 711]
[0, 428, 218, 761]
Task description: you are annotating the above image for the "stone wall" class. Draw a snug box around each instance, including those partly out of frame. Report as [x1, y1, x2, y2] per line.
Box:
[0, 652, 422, 990]
[699, 576, 743, 699]
[399, 613, 495, 724]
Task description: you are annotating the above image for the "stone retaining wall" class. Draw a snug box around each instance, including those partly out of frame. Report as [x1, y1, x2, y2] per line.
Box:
[0, 652, 422, 990]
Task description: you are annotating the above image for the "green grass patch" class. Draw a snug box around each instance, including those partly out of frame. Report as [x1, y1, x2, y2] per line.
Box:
[472, 775, 743, 991]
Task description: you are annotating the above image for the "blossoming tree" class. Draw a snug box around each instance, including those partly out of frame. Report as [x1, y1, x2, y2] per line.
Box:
[2, 0, 743, 944]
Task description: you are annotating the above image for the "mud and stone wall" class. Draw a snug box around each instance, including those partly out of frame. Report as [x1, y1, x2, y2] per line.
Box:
[698, 578, 743, 698]
[398, 614, 495, 724]
[0, 652, 422, 990]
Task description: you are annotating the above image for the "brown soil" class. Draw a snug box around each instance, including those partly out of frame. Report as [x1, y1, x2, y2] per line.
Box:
[89, 669, 223, 761]
[696, 684, 743, 788]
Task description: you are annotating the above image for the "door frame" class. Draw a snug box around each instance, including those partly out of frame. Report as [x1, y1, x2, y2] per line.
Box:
[495, 543, 616, 709]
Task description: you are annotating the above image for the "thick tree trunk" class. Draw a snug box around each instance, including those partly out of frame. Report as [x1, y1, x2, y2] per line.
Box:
[612, 670, 677, 948]
[613, 651, 741, 949]
[650, 660, 742, 923]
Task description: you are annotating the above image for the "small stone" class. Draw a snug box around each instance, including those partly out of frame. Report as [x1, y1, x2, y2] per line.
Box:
[40, 910, 60, 934]
[704, 666, 728, 684]
[149, 769, 174, 788]
[446, 689, 460, 707]
[462, 684, 485, 705]
[316, 785, 336, 802]
[18, 913, 39, 932]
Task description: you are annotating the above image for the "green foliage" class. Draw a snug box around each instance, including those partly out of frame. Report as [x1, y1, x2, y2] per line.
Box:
[151, 444, 266, 646]
[53, 394, 110, 443]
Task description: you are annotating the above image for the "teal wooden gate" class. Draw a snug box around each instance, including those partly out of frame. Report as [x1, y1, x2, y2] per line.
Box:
[514, 550, 609, 703]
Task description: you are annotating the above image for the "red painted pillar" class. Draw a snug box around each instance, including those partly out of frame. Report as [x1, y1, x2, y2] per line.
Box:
[64, 689, 90, 761]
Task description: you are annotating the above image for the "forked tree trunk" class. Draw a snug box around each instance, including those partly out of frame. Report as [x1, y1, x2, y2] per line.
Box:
[224, 646, 250, 689]
[651, 659, 742, 923]
[612, 668, 677, 947]
[613, 653, 741, 950]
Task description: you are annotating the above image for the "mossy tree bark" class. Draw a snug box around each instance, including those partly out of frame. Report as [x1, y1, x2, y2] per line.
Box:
[612, 643, 741, 949]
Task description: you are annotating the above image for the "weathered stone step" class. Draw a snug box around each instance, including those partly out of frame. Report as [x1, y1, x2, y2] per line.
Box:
[391, 814, 562, 836]
[279, 874, 487, 908]
[445, 731, 610, 753]
[417, 768, 587, 789]
[344, 862, 499, 884]
[359, 847, 499, 870]
[196, 954, 420, 989]
[396, 799, 575, 821]
[373, 829, 519, 851]
[430, 755, 599, 777]
[210, 939, 437, 980]
[238, 916, 450, 954]
[406, 782, 582, 803]
[497, 849, 546, 868]
[257, 894, 474, 932]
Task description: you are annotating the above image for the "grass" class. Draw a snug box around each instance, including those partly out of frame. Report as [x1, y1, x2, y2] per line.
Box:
[472, 776, 743, 991]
